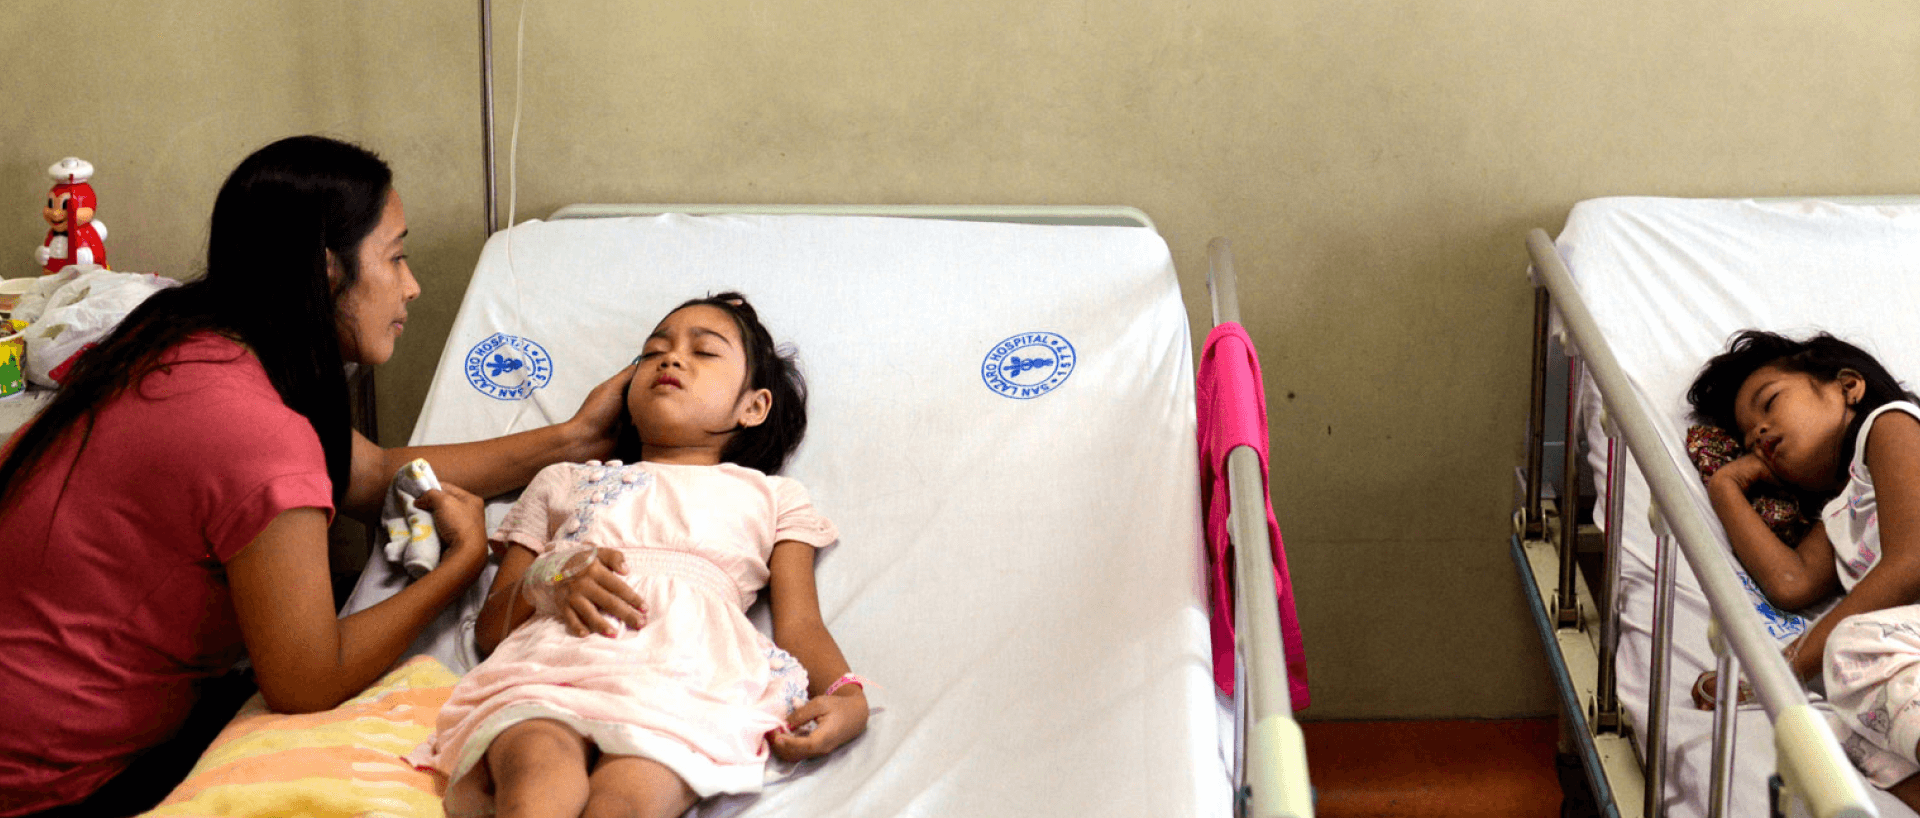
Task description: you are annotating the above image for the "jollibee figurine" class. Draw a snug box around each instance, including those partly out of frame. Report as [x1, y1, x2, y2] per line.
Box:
[35, 157, 107, 274]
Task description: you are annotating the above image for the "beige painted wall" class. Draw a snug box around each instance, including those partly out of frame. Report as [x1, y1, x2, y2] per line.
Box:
[5, 0, 1918, 719]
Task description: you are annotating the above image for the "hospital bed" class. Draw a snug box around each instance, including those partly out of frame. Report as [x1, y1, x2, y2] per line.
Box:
[1517, 195, 1920, 818]
[142, 206, 1309, 817]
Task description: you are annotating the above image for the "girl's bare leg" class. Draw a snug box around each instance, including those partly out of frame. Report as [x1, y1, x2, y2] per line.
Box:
[487, 719, 593, 818]
[1889, 772, 1920, 812]
[582, 754, 699, 818]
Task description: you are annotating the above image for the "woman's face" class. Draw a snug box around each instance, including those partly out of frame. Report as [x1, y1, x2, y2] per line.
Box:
[334, 189, 419, 366]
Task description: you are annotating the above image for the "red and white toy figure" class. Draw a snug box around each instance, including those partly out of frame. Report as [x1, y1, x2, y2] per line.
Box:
[35, 157, 108, 274]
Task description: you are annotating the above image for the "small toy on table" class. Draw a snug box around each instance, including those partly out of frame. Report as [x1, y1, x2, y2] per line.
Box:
[34, 157, 107, 274]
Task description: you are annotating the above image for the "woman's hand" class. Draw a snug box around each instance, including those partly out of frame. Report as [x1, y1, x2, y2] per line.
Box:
[1712, 452, 1777, 497]
[769, 687, 870, 761]
[412, 482, 488, 580]
[552, 547, 648, 637]
[563, 364, 638, 463]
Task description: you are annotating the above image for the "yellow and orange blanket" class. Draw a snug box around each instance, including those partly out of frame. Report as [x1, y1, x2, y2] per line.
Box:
[141, 657, 456, 818]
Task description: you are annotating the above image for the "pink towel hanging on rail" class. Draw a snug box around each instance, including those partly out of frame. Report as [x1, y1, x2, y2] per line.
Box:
[1196, 321, 1308, 708]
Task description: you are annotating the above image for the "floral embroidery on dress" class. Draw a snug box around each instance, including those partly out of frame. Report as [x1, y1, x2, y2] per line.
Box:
[765, 643, 811, 713]
[558, 461, 653, 543]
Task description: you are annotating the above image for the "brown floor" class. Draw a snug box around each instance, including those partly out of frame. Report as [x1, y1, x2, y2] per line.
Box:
[1302, 717, 1567, 818]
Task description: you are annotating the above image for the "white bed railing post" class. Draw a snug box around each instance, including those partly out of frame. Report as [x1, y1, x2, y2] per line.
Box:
[1525, 228, 1876, 818]
[1208, 238, 1313, 818]
[1595, 431, 1627, 734]
[1556, 355, 1586, 629]
[1525, 286, 1552, 539]
[1646, 513, 1678, 818]
[1710, 632, 1741, 818]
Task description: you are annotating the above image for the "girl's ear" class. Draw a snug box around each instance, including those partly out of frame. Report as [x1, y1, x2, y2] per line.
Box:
[737, 388, 772, 429]
[1840, 368, 1867, 405]
[325, 248, 342, 284]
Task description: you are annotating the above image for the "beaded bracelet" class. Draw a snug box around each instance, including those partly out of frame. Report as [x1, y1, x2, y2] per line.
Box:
[825, 673, 870, 697]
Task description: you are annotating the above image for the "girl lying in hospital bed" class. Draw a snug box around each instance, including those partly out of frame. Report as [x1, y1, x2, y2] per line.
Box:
[1686, 330, 1920, 808]
[412, 293, 870, 818]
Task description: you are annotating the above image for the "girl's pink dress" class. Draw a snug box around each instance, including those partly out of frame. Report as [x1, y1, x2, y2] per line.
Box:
[412, 460, 838, 814]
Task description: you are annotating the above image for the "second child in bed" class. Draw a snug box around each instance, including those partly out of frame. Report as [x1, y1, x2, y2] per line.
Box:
[413, 293, 870, 818]
[1689, 329, 1920, 801]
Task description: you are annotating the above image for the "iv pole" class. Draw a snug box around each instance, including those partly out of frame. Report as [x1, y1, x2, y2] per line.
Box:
[479, 0, 499, 236]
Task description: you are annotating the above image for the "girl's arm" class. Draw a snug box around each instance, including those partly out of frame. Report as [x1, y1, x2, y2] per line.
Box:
[475, 545, 650, 657]
[1708, 453, 1840, 610]
[766, 540, 869, 760]
[1787, 411, 1920, 681]
[228, 485, 489, 713]
[475, 545, 538, 656]
[338, 364, 637, 520]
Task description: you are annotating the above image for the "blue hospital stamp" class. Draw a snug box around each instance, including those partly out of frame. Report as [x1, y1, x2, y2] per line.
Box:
[465, 333, 553, 401]
[982, 331, 1076, 400]
[1737, 571, 1808, 641]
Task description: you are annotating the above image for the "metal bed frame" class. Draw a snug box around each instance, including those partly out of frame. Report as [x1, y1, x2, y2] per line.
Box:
[545, 205, 1309, 817]
[1517, 225, 1876, 818]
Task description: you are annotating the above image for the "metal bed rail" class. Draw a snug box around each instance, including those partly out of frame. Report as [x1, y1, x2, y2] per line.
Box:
[1521, 227, 1874, 818]
[1209, 238, 1313, 818]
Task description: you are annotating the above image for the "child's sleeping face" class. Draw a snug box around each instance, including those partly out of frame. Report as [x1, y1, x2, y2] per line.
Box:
[1732, 363, 1865, 492]
[626, 304, 772, 459]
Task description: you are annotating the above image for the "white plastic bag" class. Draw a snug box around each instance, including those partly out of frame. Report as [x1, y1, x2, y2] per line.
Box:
[17, 267, 179, 387]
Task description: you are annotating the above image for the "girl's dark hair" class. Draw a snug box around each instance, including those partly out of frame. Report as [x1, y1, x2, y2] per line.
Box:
[615, 292, 808, 474]
[0, 135, 391, 510]
[1688, 330, 1917, 485]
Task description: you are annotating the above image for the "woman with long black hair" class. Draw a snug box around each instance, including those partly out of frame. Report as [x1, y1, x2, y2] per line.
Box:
[0, 135, 639, 816]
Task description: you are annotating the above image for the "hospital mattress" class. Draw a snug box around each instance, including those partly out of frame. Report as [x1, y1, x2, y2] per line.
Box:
[1559, 196, 1920, 817]
[377, 211, 1228, 816]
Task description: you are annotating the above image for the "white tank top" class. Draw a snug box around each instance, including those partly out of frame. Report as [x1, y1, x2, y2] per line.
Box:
[1823, 400, 1920, 591]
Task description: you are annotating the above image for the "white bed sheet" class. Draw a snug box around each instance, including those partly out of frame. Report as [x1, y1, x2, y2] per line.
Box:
[1559, 196, 1920, 818]
[384, 212, 1228, 817]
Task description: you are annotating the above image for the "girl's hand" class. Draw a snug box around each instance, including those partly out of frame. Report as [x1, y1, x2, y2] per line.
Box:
[564, 364, 639, 462]
[1782, 633, 1814, 682]
[413, 483, 488, 579]
[1712, 452, 1777, 496]
[553, 547, 648, 637]
[769, 688, 870, 761]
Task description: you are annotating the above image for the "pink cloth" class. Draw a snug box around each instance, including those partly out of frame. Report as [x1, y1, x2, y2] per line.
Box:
[0, 333, 334, 815]
[416, 461, 838, 811]
[1196, 322, 1308, 708]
